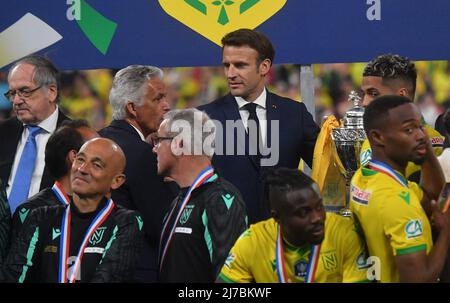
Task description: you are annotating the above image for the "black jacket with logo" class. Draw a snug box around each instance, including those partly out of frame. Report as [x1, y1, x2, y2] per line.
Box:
[11, 187, 62, 244]
[159, 175, 248, 282]
[1, 198, 145, 283]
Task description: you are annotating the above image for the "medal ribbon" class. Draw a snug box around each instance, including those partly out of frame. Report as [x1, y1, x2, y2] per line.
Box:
[51, 181, 70, 205]
[159, 166, 215, 270]
[367, 160, 408, 187]
[275, 224, 321, 283]
[58, 198, 115, 283]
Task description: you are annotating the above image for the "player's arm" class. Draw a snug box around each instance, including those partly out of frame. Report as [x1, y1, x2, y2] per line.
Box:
[0, 208, 43, 282]
[419, 131, 445, 217]
[395, 201, 450, 282]
[215, 229, 255, 283]
[205, 189, 248, 279]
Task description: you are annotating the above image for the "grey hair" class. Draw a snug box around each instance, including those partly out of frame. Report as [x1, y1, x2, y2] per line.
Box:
[9, 55, 60, 89]
[163, 108, 216, 157]
[109, 65, 163, 120]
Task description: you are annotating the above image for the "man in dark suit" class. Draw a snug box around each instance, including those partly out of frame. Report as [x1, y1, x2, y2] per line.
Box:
[199, 29, 319, 224]
[0, 55, 70, 214]
[99, 65, 177, 282]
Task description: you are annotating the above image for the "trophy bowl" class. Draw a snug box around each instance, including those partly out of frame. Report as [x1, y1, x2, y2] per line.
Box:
[331, 91, 366, 216]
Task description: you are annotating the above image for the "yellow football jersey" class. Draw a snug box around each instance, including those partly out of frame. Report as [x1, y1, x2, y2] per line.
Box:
[359, 124, 444, 178]
[219, 214, 368, 283]
[350, 164, 433, 283]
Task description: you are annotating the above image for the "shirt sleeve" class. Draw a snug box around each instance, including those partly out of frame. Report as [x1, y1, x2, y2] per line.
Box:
[219, 229, 255, 283]
[341, 219, 370, 283]
[0, 180, 11, 263]
[90, 211, 145, 282]
[1, 207, 42, 283]
[380, 191, 429, 256]
[203, 187, 248, 280]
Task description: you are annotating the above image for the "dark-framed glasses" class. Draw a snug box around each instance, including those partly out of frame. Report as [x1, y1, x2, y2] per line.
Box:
[153, 136, 174, 146]
[4, 86, 42, 101]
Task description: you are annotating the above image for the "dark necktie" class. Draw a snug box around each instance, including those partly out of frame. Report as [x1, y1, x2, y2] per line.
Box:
[243, 103, 262, 162]
[9, 125, 43, 213]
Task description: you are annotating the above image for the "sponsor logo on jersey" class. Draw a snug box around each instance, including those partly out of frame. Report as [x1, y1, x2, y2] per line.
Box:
[180, 205, 195, 225]
[175, 227, 193, 234]
[405, 219, 423, 239]
[224, 251, 235, 269]
[321, 250, 338, 272]
[294, 260, 308, 278]
[19, 208, 30, 223]
[351, 185, 371, 205]
[84, 247, 105, 254]
[52, 228, 61, 240]
[431, 136, 444, 147]
[360, 149, 372, 166]
[89, 226, 107, 245]
[44, 245, 58, 253]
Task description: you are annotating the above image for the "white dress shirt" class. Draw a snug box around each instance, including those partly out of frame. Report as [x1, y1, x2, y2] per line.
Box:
[130, 123, 146, 141]
[235, 88, 267, 146]
[7, 107, 59, 198]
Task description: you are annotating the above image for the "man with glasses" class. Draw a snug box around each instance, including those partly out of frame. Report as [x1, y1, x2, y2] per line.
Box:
[99, 65, 177, 282]
[153, 108, 247, 282]
[0, 55, 70, 215]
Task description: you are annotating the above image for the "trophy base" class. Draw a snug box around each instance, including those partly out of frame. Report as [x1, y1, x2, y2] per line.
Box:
[339, 208, 352, 217]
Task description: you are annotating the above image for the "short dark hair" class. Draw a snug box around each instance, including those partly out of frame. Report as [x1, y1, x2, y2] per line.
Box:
[363, 54, 417, 98]
[264, 168, 315, 212]
[45, 120, 90, 179]
[221, 28, 275, 64]
[363, 95, 413, 134]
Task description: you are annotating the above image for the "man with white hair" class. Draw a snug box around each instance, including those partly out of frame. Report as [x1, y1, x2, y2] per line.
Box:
[99, 65, 176, 282]
[154, 108, 247, 282]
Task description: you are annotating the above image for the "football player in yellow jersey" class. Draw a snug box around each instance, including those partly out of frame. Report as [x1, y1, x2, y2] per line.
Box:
[350, 95, 450, 282]
[359, 54, 445, 182]
[218, 168, 369, 283]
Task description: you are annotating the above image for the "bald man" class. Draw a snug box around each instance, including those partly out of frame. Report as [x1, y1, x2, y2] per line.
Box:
[1, 138, 145, 283]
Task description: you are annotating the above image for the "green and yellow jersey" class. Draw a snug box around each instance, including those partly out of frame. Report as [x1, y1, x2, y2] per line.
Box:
[349, 162, 433, 282]
[219, 213, 368, 283]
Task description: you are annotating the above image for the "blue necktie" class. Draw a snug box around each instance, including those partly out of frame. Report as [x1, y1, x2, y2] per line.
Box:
[8, 125, 43, 214]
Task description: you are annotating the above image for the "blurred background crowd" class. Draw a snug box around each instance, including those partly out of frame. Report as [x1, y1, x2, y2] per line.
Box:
[1, 61, 449, 129]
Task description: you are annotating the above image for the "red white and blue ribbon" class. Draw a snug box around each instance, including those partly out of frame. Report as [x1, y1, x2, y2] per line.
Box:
[275, 224, 321, 283]
[367, 160, 408, 187]
[305, 244, 321, 283]
[159, 166, 215, 270]
[51, 181, 70, 205]
[275, 225, 289, 283]
[58, 198, 115, 283]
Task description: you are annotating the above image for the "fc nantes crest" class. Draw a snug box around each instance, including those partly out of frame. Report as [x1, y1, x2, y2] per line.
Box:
[158, 0, 287, 45]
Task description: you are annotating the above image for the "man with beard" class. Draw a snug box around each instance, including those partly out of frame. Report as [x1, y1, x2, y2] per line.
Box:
[218, 168, 368, 283]
[350, 96, 450, 282]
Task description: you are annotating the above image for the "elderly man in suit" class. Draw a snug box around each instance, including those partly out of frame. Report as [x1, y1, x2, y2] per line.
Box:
[99, 65, 177, 282]
[199, 29, 319, 224]
[0, 55, 70, 214]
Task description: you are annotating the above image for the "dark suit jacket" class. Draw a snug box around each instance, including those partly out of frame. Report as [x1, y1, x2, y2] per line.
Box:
[99, 120, 177, 282]
[0, 110, 70, 193]
[198, 92, 319, 224]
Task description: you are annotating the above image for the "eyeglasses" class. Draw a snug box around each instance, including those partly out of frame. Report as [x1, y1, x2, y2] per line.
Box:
[4, 86, 42, 101]
[153, 136, 174, 146]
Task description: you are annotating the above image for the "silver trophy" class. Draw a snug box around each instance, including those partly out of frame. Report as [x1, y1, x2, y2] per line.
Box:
[331, 91, 366, 216]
